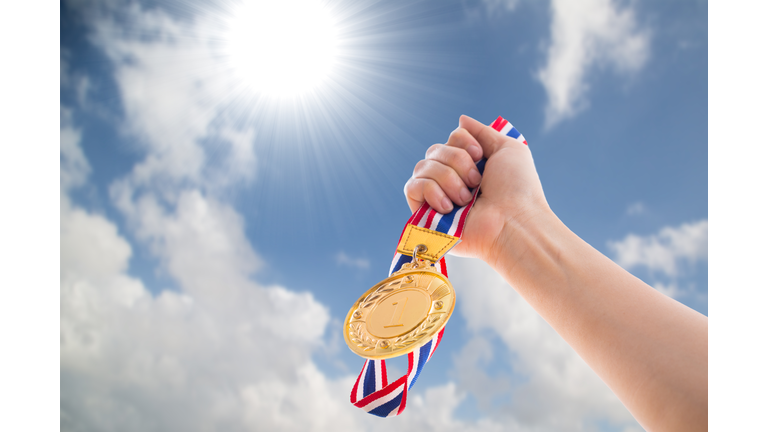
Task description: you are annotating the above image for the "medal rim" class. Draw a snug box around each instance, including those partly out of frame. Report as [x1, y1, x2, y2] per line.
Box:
[343, 266, 455, 360]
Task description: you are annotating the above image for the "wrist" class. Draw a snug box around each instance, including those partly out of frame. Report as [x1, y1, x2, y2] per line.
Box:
[485, 206, 567, 290]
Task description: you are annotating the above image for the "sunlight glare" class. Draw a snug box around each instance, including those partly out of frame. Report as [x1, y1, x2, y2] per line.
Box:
[225, 0, 340, 98]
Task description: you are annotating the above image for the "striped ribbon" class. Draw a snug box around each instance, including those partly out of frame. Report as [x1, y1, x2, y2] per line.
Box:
[350, 116, 526, 417]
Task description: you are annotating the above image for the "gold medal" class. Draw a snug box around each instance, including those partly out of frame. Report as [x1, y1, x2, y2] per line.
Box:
[345, 116, 517, 417]
[343, 246, 456, 360]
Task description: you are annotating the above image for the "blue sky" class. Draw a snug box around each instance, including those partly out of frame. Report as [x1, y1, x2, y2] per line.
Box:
[58, 0, 707, 431]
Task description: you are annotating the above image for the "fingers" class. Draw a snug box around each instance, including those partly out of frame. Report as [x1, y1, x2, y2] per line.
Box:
[404, 177, 454, 214]
[411, 157, 473, 207]
[424, 143, 482, 189]
[444, 128, 484, 162]
[404, 114, 522, 215]
[458, 114, 523, 158]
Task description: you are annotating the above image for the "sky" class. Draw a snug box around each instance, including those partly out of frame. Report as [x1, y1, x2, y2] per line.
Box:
[55, 0, 710, 431]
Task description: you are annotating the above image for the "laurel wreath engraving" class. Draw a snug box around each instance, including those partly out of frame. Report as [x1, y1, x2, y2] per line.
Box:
[348, 281, 399, 351]
[348, 322, 377, 351]
[431, 285, 450, 301]
[391, 313, 443, 349]
[360, 280, 399, 309]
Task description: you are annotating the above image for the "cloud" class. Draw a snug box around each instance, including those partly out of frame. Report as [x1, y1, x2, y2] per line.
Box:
[61, 95, 506, 432]
[61, 85, 355, 430]
[62, 1, 660, 429]
[335, 251, 370, 270]
[537, 0, 650, 127]
[608, 219, 708, 278]
[481, 0, 521, 14]
[60, 107, 90, 191]
[625, 201, 646, 216]
[61, 49, 91, 107]
[446, 256, 640, 431]
[367, 383, 506, 432]
[607, 220, 707, 302]
[60, 6, 507, 429]
[452, 335, 511, 411]
[60, 110, 359, 430]
[81, 0, 258, 191]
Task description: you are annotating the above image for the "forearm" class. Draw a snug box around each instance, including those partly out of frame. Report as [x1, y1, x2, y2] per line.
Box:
[490, 210, 708, 432]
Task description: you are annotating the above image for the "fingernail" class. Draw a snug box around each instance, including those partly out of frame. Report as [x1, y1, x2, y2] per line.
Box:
[441, 196, 453, 212]
[460, 188, 472, 203]
[468, 168, 481, 186]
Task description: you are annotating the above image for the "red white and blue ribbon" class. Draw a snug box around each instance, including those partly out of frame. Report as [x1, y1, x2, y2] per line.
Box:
[491, 116, 527, 145]
[350, 116, 526, 417]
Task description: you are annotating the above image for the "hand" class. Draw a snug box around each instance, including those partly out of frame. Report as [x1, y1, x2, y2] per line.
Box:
[406, 116, 708, 432]
[403, 115, 551, 263]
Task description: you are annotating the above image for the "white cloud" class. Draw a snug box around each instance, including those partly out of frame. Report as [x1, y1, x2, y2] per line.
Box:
[84, 1, 258, 191]
[335, 251, 370, 270]
[62, 1, 657, 429]
[60, 107, 90, 191]
[452, 335, 511, 410]
[367, 383, 506, 432]
[625, 201, 646, 216]
[608, 219, 708, 278]
[61, 17, 498, 427]
[61, 121, 503, 432]
[446, 256, 640, 431]
[537, 0, 650, 127]
[60, 88, 354, 430]
[61, 179, 362, 431]
[61, 49, 91, 107]
[481, 0, 521, 14]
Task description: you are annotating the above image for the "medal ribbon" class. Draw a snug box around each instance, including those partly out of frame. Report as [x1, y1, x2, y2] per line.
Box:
[350, 117, 527, 417]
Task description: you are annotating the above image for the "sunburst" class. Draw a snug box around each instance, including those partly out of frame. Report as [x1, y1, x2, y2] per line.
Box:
[222, 0, 340, 98]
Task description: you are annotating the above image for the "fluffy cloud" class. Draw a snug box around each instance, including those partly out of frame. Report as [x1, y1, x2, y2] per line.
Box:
[537, 0, 650, 127]
[60, 105, 502, 432]
[446, 256, 640, 431]
[60, 4, 505, 429]
[608, 219, 708, 278]
[82, 0, 258, 190]
[61, 119, 357, 430]
[62, 1, 658, 429]
[607, 219, 707, 304]
[335, 251, 370, 270]
[625, 201, 646, 216]
[60, 107, 90, 191]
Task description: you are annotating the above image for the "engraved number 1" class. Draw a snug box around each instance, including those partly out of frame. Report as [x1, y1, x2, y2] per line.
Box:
[384, 298, 408, 328]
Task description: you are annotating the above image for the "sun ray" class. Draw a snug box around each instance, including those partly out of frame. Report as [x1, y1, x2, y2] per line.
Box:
[106, 0, 469, 239]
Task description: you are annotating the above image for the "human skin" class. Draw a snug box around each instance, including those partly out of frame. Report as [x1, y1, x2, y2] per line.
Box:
[403, 115, 708, 432]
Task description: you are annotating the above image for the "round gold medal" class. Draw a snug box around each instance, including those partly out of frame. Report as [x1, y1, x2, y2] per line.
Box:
[343, 260, 455, 360]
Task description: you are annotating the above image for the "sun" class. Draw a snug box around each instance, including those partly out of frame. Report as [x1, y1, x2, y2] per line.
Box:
[224, 0, 340, 98]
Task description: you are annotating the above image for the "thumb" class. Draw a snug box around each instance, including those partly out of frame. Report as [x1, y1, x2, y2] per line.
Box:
[459, 115, 521, 159]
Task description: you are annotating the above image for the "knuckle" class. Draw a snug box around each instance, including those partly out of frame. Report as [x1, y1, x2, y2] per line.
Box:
[420, 179, 437, 198]
[447, 128, 469, 146]
[425, 143, 442, 158]
[403, 177, 413, 193]
[449, 127, 466, 138]
[404, 178, 419, 199]
[440, 147, 471, 172]
[413, 159, 429, 175]
[443, 147, 463, 166]
[480, 125, 505, 147]
[449, 171, 466, 190]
